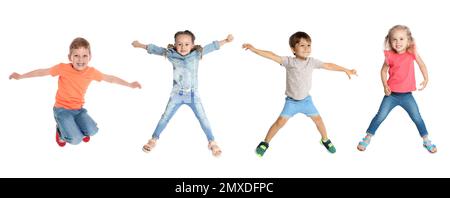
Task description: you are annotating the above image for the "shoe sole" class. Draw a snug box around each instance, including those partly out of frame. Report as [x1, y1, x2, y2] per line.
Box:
[82, 136, 90, 143]
[423, 145, 437, 153]
[256, 148, 266, 157]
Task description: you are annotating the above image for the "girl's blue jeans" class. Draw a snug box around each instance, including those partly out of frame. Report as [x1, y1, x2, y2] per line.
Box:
[366, 92, 428, 137]
[152, 91, 214, 141]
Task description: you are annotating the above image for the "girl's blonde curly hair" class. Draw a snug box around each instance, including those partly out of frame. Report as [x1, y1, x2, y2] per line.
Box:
[384, 25, 415, 53]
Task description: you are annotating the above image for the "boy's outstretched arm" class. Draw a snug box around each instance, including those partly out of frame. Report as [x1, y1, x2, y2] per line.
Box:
[219, 34, 234, 47]
[9, 68, 51, 80]
[322, 63, 358, 79]
[132, 40, 147, 50]
[242, 43, 282, 64]
[103, 74, 142, 89]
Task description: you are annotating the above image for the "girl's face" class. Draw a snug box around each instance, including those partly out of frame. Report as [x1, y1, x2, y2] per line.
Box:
[69, 47, 91, 71]
[291, 38, 311, 60]
[390, 29, 409, 53]
[175, 34, 194, 56]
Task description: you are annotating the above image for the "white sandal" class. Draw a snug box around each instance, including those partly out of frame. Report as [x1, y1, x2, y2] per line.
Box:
[142, 139, 157, 153]
[208, 141, 222, 157]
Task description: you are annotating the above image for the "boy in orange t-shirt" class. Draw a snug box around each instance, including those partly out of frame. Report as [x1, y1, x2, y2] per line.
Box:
[9, 37, 141, 147]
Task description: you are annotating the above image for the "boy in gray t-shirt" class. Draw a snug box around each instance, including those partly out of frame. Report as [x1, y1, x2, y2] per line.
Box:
[243, 31, 357, 157]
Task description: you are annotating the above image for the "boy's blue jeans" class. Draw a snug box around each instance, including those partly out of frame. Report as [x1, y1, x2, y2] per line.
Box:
[53, 107, 98, 144]
[366, 92, 428, 137]
[152, 91, 214, 141]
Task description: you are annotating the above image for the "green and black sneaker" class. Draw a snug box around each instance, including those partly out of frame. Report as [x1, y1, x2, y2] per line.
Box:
[256, 141, 269, 157]
[321, 139, 336, 153]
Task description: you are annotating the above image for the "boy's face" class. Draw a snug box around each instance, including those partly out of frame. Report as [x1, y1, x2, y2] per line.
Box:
[174, 34, 194, 56]
[390, 29, 409, 53]
[291, 38, 311, 60]
[69, 47, 91, 71]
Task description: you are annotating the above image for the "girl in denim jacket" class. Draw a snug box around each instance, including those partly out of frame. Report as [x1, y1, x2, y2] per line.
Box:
[133, 30, 233, 156]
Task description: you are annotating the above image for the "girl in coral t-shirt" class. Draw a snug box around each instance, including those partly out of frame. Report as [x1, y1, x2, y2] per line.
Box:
[357, 25, 436, 153]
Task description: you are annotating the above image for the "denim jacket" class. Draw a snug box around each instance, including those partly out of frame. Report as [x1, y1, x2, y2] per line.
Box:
[147, 41, 220, 95]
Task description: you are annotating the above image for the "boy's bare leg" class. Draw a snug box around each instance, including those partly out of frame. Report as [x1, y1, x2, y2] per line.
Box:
[264, 116, 289, 143]
[310, 115, 328, 141]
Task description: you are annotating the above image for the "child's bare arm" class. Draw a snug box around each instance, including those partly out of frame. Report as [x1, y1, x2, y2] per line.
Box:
[219, 34, 234, 47]
[242, 43, 282, 64]
[381, 62, 391, 96]
[9, 68, 51, 80]
[415, 53, 429, 90]
[103, 74, 142, 89]
[322, 63, 357, 79]
[132, 40, 147, 49]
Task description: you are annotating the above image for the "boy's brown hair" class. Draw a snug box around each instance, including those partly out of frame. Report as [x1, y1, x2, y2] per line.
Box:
[69, 37, 91, 56]
[289, 31, 311, 48]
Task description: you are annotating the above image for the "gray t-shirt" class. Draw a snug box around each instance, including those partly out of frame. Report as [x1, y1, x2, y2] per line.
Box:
[281, 56, 324, 100]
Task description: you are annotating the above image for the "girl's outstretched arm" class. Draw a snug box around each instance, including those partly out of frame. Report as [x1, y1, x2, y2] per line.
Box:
[9, 68, 51, 80]
[415, 52, 428, 91]
[219, 34, 234, 47]
[103, 74, 142, 89]
[133, 40, 167, 56]
[322, 63, 357, 79]
[242, 43, 282, 64]
[132, 40, 147, 49]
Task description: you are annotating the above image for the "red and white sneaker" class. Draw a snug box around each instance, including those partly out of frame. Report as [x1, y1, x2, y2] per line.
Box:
[82, 136, 90, 143]
[55, 129, 66, 147]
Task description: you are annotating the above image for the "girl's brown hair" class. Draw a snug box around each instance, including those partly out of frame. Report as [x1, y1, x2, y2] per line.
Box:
[167, 30, 203, 58]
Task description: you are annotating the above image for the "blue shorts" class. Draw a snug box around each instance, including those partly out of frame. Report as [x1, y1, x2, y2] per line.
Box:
[280, 96, 319, 118]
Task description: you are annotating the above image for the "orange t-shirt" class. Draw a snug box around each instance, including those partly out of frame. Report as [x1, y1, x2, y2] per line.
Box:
[49, 63, 103, 109]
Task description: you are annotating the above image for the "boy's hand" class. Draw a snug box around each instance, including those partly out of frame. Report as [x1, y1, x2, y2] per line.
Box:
[9, 72, 21, 80]
[242, 43, 254, 51]
[345, 69, 358, 79]
[130, 81, 142, 89]
[225, 34, 234, 43]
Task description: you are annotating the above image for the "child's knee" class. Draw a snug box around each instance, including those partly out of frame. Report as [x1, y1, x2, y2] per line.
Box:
[411, 115, 424, 125]
[160, 113, 171, 122]
[374, 111, 389, 121]
[84, 129, 98, 137]
[84, 125, 99, 136]
[67, 136, 82, 145]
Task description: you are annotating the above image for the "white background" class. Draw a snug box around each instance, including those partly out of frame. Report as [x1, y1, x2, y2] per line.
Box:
[1, 0, 449, 178]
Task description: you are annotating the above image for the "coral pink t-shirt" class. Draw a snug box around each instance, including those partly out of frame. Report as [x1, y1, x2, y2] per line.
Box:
[384, 50, 416, 93]
[49, 63, 103, 109]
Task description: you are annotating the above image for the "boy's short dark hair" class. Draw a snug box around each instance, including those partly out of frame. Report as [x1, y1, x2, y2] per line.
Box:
[70, 37, 91, 55]
[289, 31, 311, 48]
